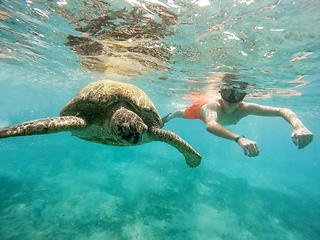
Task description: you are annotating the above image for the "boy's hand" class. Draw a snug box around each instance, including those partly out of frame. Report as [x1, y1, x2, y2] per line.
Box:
[292, 127, 313, 149]
[237, 137, 260, 157]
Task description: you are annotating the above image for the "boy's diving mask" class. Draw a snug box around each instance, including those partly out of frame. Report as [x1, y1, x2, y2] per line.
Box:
[220, 88, 247, 103]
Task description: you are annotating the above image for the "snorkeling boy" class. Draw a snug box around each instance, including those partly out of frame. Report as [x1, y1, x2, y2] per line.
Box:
[161, 87, 313, 157]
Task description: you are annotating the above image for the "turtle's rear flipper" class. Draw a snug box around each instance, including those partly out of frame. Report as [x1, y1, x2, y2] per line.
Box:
[149, 127, 202, 168]
[0, 116, 86, 139]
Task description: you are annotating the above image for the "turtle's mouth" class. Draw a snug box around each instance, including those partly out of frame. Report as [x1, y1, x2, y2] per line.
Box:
[121, 131, 142, 144]
[119, 122, 147, 144]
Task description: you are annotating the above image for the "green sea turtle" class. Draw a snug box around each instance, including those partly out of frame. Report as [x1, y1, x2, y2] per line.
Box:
[0, 80, 201, 168]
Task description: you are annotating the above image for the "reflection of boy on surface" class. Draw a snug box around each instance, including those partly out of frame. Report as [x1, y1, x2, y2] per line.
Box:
[162, 87, 313, 157]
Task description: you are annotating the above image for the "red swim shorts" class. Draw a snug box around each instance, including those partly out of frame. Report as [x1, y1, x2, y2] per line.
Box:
[184, 98, 210, 122]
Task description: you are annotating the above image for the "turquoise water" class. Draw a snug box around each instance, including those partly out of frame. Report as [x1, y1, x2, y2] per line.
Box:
[0, 0, 320, 239]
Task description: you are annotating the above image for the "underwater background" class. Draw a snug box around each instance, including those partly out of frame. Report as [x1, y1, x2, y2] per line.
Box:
[0, 0, 319, 239]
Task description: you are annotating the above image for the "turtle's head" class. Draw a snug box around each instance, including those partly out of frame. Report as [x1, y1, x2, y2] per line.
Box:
[110, 107, 148, 144]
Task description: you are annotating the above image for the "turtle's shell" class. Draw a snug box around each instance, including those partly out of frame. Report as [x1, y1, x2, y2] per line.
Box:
[60, 80, 161, 127]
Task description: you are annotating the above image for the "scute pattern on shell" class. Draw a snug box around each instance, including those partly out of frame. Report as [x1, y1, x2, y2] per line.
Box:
[60, 80, 161, 127]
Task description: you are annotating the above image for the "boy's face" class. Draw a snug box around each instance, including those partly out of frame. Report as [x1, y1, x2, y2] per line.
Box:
[220, 88, 246, 103]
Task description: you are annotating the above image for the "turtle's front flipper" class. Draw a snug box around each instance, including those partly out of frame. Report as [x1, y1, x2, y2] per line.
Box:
[149, 127, 202, 168]
[0, 116, 86, 139]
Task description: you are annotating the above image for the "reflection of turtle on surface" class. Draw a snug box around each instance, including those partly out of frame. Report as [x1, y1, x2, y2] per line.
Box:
[0, 80, 202, 168]
[62, 6, 177, 77]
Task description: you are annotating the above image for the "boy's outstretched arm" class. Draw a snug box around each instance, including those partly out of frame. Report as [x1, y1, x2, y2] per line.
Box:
[161, 109, 185, 127]
[206, 119, 260, 157]
[246, 103, 313, 149]
[279, 108, 313, 149]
